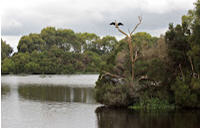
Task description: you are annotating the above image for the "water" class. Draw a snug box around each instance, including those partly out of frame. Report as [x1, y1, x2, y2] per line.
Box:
[96, 107, 200, 128]
[2, 75, 200, 128]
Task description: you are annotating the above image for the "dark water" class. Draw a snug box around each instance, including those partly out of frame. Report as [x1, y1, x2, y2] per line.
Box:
[2, 75, 200, 128]
[96, 107, 200, 128]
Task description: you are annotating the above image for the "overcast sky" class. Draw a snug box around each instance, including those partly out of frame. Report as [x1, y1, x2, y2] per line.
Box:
[1, 0, 196, 52]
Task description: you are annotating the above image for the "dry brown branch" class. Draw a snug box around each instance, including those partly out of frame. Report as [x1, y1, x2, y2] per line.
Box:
[130, 16, 142, 35]
[138, 75, 148, 81]
[116, 27, 128, 37]
[189, 56, 195, 73]
[100, 71, 124, 80]
[134, 50, 138, 62]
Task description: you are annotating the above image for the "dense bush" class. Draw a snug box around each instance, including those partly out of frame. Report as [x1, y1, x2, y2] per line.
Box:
[171, 76, 200, 108]
[95, 80, 136, 106]
[1, 39, 13, 60]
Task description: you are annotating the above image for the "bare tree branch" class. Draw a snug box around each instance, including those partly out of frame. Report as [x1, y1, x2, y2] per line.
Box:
[134, 50, 138, 62]
[128, 29, 131, 35]
[116, 27, 129, 37]
[100, 71, 125, 80]
[189, 56, 195, 73]
[130, 16, 142, 35]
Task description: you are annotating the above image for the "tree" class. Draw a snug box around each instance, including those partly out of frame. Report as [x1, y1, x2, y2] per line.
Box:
[1, 58, 15, 74]
[188, 0, 200, 78]
[165, 0, 200, 108]
[77, 32, 100, 53]
[99, 36, 118, 55]
[110, 16, 142, 86]
[40, 27, 57, 48]
[18, 34, 45, 53]
[12, 53, 30, 73]
[1, 39, 13, 60]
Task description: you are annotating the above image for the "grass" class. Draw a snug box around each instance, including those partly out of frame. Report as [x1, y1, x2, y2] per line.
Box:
[129, 98, 175, 111]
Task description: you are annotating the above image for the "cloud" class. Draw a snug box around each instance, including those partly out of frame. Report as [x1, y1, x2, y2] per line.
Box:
[1, 0, 196, 37]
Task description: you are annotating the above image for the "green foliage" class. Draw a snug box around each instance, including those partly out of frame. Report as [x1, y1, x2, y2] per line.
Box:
[25, 62, 40, 74]
[11, 53, 30, 73]
[129, 98, 175, 110]
[171, 76, 200, 108]
[1, 58, 15, 74]
[164, 0, 200, 108]
[165, 23, 190, 71]
[2, 27, 117, 74]
[18, 34, 45, 53]
[132, 32, 158, 48]
[95, 81, 135, 106]
[1, 39, 13, 60]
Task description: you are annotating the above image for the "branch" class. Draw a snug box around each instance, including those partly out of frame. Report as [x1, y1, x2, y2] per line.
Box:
[138, 75, 148, 81]
[130, 16, 142, 35]
[189, 56, 195, 73]
[133, 50, 139, 62]
[100, 71, 124, 80]
[116, 27, 128, 37]
[128, 29, 131, 35]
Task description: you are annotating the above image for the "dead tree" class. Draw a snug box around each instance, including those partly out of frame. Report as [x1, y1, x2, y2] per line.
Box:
[112, 16, 142, 86]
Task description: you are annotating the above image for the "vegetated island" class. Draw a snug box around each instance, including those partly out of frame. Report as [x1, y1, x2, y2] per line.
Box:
[95, 0, 200, 110]
[1, 0, 200, 110]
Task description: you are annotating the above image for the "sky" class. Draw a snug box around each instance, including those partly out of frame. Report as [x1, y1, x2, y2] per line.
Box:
[1, 0, 196, 52]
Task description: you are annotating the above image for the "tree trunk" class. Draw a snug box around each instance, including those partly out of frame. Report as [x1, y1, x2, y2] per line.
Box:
[114, 16, 142, 87]
[127, 37, 135, 84]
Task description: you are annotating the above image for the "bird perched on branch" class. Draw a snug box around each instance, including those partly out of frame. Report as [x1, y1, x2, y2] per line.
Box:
[110, 21, 123, 27]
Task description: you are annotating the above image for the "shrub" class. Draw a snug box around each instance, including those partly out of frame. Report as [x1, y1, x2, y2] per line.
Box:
[95, 80, 136, 107]
[171, 76, 200, 108]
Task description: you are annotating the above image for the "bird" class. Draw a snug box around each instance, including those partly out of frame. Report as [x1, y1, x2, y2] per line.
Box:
[110, 22, 124, 26]
[118, 22, 123, 26]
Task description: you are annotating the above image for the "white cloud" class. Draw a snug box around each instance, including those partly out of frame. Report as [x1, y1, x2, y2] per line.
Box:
[1, 0, 197, 50]
[1, 35, 22, 52]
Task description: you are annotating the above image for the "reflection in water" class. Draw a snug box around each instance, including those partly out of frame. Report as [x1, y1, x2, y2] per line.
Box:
[18, 85, 96, 104]
[1, 85, 10, 97]
[96, 107, 200, 128]
[2, 75, 100, 128]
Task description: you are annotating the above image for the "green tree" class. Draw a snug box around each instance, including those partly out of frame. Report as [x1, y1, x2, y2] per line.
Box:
[12, 53, 30, 73]
[1, 58, 15, 74]
[1, 39, 13, 60]
[77, 32, 100, 53]
[40, 27, 57, 48]
[18, 34, 45, 53]
[99, 36, 118, 55]
[165, 0, 200, 108]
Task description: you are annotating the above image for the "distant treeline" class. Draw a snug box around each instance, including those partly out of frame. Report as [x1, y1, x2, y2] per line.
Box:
[1, 28, 119, 74]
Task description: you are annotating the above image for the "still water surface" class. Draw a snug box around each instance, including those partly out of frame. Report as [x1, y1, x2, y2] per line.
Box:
[2, 75, 200, 128]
